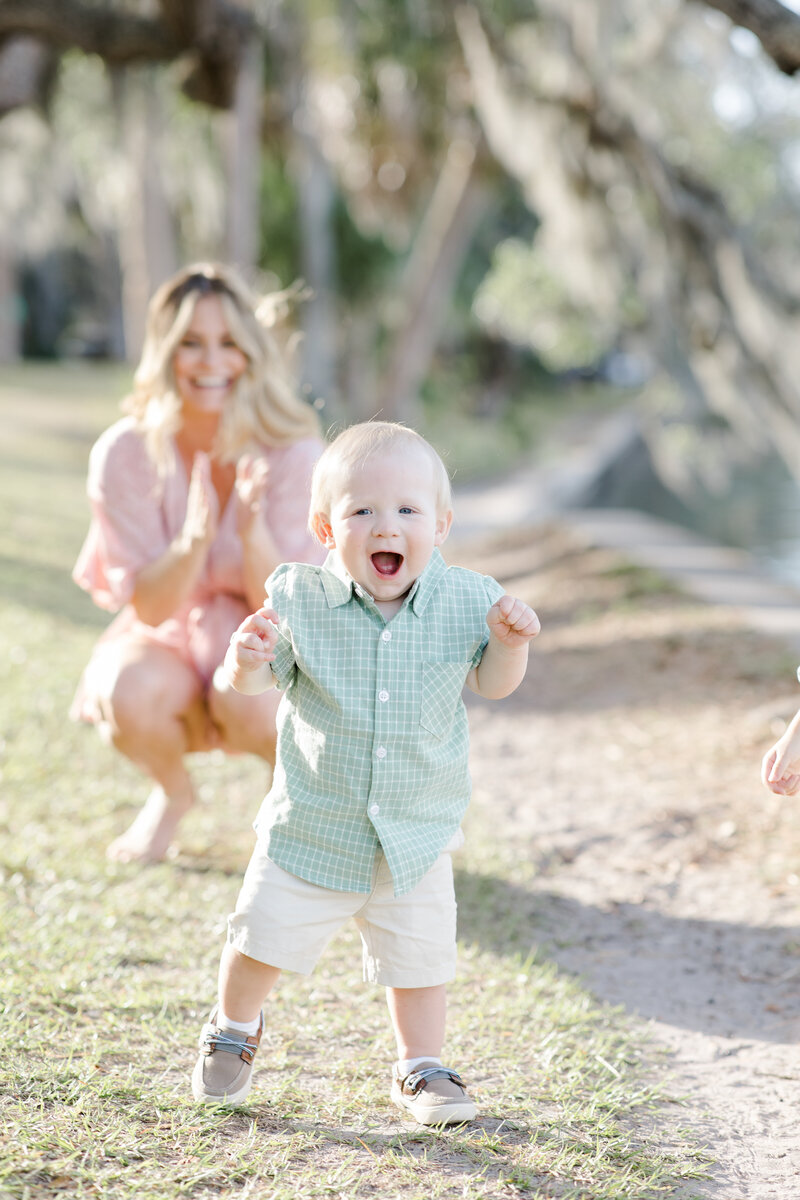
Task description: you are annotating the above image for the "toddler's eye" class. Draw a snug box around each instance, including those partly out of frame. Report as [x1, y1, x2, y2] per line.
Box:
[399, 506, 414, 514]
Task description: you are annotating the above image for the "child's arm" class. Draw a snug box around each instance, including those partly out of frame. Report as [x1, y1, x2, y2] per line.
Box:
[762, 707, 800, 795]
[466, 594, 540, 700]
[223, 606, 280, 695]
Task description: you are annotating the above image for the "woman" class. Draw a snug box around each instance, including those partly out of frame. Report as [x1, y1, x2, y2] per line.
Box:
[72, 263, 325, 863]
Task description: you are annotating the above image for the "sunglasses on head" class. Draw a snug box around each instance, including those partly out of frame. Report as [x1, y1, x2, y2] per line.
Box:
[167, 272, 230, 306]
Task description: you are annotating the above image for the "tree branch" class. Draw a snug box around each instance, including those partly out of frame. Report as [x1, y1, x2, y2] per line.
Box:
[0, 1, 182, 65]
[457, 3, 800, 481]
[693, 0, 800, 75]
[0, 0, 257, 107]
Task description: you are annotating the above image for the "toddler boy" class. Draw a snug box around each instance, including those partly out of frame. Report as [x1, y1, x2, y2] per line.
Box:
[192, 421, 540, 1124]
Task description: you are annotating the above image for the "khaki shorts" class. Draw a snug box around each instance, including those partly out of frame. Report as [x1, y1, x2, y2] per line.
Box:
[227, 844, 458, 988]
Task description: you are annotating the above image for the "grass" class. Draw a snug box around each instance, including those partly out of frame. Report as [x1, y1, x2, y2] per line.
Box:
[0, 363, 713, 1199]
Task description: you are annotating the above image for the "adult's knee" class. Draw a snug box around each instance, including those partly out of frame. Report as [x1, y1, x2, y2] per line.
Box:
[209, 685, 277, 759]
[106, 658, 189, 740]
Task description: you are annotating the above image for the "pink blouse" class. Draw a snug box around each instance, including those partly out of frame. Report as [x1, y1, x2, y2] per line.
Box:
[72, 417, 324, 714]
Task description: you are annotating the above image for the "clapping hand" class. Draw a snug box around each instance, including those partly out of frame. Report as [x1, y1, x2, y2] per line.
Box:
[183, 452, 219, 550]
[235, 455, 270, 538]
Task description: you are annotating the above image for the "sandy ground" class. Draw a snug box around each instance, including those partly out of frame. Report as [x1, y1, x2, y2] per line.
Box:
[453, 522, 800, 1200]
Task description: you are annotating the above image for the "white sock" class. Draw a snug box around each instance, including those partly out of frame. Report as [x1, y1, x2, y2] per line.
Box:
[397, 1055, 442, 1075]
[218, 1008, 261, 1036]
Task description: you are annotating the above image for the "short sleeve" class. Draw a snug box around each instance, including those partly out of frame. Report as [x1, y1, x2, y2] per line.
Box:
[471, 574, 506, 667]
[262, 438, 326, 565]
[72, 421, 170, 611]
[264, 563, 298, 690]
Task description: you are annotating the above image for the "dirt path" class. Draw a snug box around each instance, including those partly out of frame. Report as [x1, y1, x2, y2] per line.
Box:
[455, 523, 800, 1199]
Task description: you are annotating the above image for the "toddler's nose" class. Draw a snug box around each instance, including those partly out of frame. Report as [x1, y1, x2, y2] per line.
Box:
[373, 513, 399, 536]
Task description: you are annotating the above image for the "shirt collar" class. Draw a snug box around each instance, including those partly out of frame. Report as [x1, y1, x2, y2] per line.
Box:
[319, 548, 448, 616]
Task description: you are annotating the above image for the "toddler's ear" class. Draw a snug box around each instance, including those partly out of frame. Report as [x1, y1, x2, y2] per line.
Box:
[311, 511, 335, 547]
[434, 509, 453, 546]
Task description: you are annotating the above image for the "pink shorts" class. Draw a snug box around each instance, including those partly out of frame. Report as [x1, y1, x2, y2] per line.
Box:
[227, 844, 458, 988]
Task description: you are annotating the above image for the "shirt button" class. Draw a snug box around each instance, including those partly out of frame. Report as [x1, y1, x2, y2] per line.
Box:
[378, 690, 389, 702]
[370, 804, 380, 816]
[376, 746, 387, 759]
[382, 630, 392, 642]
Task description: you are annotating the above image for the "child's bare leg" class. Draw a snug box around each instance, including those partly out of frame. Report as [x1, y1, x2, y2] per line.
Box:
[387, 984, 476, 1123]
[386, 984, 447, 1059]
[218, 942, 281, 1021]
[192, 945, 280, 1104]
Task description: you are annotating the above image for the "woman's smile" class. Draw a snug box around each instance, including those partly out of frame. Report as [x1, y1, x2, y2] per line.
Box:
[173, 296, 248, 414]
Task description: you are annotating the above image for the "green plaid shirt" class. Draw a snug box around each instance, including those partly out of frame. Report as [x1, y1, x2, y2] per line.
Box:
[253, 548, 505, 895]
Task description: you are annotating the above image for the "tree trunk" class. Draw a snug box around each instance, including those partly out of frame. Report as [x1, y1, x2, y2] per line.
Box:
[379, 136, 491, 423]
[221, 24, 262, 271]
[0, 35, 55, 115]
[0, 236, 20, 361]
[290, 110, 339, 417]
[342, 307, 379, 422]
[117, 68, 179, 360]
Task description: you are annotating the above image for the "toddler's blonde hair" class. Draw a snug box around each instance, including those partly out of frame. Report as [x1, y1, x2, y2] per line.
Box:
[309, 421, 453, 532]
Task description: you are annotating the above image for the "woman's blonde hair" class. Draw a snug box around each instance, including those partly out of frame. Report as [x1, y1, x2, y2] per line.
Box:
[309, 421, 453, 529]
[123, 262, 321, 471]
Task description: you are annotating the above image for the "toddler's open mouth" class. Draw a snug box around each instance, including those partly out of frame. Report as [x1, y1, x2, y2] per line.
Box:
[371, 552, 403, 577]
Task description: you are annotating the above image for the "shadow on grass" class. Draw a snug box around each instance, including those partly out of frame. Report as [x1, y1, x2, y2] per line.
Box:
[454, 867, 800, 1044]
[465, 620, 794, 720]
[187, 1095, 550, 1169]
[0, 552, 107, 628]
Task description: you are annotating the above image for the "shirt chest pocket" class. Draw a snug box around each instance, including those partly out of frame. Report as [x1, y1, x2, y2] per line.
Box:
[420, 661, 472, 740]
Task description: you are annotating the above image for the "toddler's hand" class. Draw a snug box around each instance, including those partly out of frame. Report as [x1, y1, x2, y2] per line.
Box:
[229, 607, 279, 670]
[487, 595, 541, 648]
[762, 743, 800, 796]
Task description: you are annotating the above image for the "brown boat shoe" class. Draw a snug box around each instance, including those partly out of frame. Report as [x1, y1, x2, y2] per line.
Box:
[391, 1061, 477, 1125]
[191, 1008, 263, 1106]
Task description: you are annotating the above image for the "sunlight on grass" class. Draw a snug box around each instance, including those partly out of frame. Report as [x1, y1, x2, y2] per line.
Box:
[0, 365, 712, 1199]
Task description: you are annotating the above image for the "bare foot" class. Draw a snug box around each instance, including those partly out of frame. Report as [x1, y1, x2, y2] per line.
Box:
[107, 784, 194, 863]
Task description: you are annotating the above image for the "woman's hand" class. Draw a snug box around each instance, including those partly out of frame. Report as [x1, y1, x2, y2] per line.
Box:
[182, 452, 219, 551]
[132, 452, 218, 624]
[235, 454, 270, 541]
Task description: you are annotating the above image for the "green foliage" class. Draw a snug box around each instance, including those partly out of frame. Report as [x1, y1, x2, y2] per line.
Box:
[257, 153, 397, 299]
[334, 192, 399, 303]
[473, 240, 613, 371]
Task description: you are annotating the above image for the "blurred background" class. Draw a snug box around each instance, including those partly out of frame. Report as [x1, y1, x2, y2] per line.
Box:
[4, 0, 800, 579]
